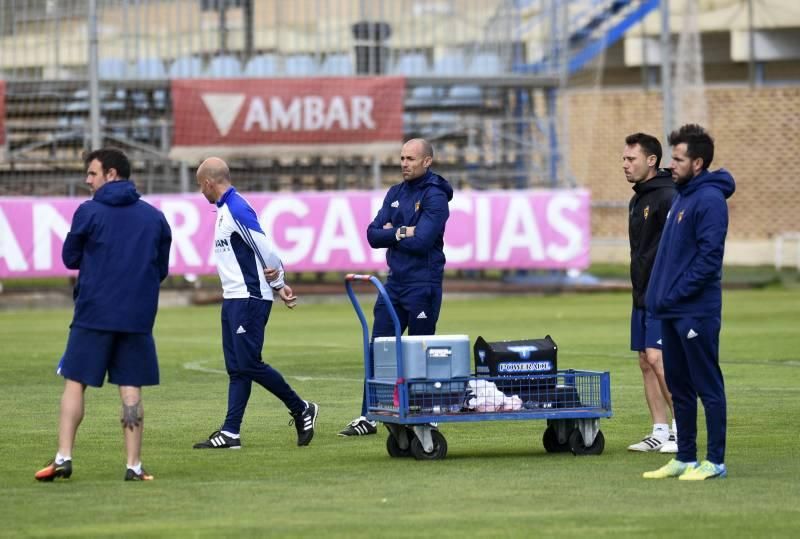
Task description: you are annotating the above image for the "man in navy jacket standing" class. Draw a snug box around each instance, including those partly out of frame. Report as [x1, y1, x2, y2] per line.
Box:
[339, 138, 453, 436]
[36, 148, 172, 482]
[643, 124, 735, 481]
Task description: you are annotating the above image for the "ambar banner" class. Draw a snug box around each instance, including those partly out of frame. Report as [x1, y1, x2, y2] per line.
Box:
[170, 77, 405, 161]
[0, 189, 590, 278]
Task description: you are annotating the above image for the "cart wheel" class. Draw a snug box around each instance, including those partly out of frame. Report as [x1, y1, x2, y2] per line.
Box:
[542, 425, 571, 453]
[568, 429, 605, 456]
[410, 430, 448, 460]
[386, 431, 413, 458]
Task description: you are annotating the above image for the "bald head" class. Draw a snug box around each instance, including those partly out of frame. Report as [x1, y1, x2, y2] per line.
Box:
[196, 157, 232, 204]
[197, 157, 231, 184]
[404, 138, 433, 159]
[400, 138, 434, 181]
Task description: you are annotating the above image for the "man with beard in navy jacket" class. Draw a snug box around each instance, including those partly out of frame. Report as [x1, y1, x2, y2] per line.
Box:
[35, 148, 172, 482]
[643, 124, 735, 481]
[340, 138, 453, 436]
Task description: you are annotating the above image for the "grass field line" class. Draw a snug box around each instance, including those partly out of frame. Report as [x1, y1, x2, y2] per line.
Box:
[183, 360, 363, 382]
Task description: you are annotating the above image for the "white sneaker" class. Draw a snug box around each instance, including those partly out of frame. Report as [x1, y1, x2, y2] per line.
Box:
[659, 432, 678, 453]
[628, 435, 668, 452]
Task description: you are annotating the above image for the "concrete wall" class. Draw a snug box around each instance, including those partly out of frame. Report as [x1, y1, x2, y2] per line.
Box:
[566, 84, 800, 266]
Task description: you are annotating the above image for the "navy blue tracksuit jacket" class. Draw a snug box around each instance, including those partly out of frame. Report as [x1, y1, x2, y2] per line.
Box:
[646, 168, 736, 465]
[63, 180, 172, 334]
[367, 169, 453, 286]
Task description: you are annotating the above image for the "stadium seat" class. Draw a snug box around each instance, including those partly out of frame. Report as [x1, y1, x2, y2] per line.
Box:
[243, 54, 279, 77]
[406, 85, 441, 108]
[434, 52, 468, 75]
[134, 57, 167, 79]
[168, 56, 203, 78]
[444, 84, 483, 107]
[441, 52, 502, 107]
[98, 58, 128, 79]
[284, 54, 318, 76]
[391, 52, 429, 75]
[468, 52, 504, 75]
[320, 53, 353, 76]
[206, 55, 242, 78]
[394, 53, 432, 107]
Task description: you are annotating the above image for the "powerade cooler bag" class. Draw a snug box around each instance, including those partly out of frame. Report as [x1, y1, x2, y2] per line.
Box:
[473, 335, 579, 408]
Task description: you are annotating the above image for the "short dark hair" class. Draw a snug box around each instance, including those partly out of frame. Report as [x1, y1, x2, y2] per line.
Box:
[668, 124, 714, 170]
[625, 132, 662, 169]
[84, 148, 131, 179]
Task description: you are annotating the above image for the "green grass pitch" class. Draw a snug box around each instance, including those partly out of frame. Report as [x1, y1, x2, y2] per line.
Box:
[1, 287, 799, 537]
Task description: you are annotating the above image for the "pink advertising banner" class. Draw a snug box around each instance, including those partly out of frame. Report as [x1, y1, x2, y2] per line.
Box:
[0, 189, 590, 279]
[0, 80, 5, 161]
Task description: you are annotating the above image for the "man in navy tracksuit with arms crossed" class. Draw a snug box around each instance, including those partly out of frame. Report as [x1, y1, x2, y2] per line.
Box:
[643, 124, 735, 481]
[339, 138, 453, 436]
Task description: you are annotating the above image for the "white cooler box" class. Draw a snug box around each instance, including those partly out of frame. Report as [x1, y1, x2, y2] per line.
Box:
[372, 335, 470, 408]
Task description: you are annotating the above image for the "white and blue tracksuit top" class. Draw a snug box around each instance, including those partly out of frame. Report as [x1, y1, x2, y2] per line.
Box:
[214, 187, 284, 300]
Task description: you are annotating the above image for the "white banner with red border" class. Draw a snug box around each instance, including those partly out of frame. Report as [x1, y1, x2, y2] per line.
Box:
[170, 77, 405, 161]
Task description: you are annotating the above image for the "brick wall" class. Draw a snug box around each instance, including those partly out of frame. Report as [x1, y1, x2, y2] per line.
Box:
[565, 85, 800, 242]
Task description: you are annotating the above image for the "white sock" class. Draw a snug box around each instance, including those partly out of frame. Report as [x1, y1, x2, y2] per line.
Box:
[55, 452, 71, 465]
[672, 419, 678, 434]
[653, 423, 669, 440]
[127, 462, 142, 474]
[221, 430, 240, 439]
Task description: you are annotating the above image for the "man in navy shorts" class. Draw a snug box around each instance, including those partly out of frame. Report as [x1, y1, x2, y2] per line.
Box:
[623, 133, 678, 453]
[35, 148, 172, 482]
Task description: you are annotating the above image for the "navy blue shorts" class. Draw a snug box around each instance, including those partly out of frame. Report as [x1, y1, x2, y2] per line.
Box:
[630, 307, 662, 352]
[59, 326, 159, 387]
[372, 281, 442, 339]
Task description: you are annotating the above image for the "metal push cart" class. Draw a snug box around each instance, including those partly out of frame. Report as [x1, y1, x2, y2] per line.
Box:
[345, 274, 613, 460]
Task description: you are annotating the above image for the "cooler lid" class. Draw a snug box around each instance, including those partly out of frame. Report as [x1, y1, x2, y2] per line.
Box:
[374, 335, 470, 343]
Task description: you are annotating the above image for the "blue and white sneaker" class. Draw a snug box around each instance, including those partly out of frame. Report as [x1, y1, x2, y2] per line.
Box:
[679, 460, 727, 480]
[643, 459, 697, 479]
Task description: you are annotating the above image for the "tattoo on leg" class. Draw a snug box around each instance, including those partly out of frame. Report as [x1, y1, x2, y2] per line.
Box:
[120, 400, 143, 430]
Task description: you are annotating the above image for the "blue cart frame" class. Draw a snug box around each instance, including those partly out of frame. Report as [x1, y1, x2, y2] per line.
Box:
[345, 274, 613, 460]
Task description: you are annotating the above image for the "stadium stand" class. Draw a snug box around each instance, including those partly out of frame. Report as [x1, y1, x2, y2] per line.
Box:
[135, 58, 167, 79]
[168, 56, 203, 79]
[206, 55, 242, 78]
[320, 53, 354, 76]
[243, 54, 279, 77]
[284, 54, 318, 76]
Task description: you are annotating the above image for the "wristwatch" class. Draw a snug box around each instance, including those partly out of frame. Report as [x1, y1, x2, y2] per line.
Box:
[396, 226, 407, 240]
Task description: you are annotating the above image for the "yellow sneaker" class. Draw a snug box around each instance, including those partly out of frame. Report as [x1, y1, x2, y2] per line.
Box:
[678, 460, 727, 480]
[643, 458, 696, 479]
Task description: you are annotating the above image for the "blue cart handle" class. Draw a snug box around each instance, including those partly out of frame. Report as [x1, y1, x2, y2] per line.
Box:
[344, 274, 404, 385]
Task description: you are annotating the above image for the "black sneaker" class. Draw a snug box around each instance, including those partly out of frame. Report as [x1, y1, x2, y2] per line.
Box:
[338, 416, 378, 437]
[290, 401, 318, 446]
[35, 460, 72, 481]
[124, 468, 154, 481]
[193, 430, 242, 449]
